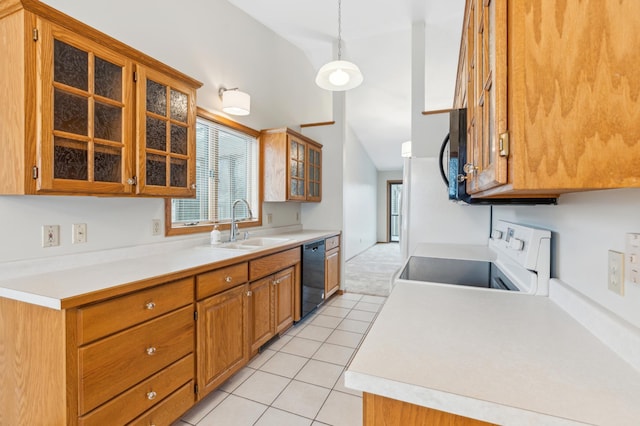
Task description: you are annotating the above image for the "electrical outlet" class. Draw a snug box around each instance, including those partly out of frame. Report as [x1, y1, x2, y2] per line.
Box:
[626, 233, 640, 285]
[267, 213, 273, 224]
[296, 211, 299, 222]
[152, 219, 162, 236]
[72, 223, 87, 244]
[42, 225, 60, 248]
[608, 250, 624, 296]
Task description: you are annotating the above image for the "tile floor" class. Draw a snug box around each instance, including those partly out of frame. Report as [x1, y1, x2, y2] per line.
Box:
[173, 292, 387, 426]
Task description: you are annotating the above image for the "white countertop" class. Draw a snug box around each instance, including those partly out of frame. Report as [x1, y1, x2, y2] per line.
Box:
[0, 229, 338, 310]
[345, 281, 640, 426]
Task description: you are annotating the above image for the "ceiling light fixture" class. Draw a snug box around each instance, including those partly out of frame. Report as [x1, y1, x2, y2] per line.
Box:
[218, 87, 250, 116]
[315, 0, 363, 91]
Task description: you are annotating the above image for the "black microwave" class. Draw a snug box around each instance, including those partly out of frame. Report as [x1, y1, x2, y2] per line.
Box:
[438, 108, 556, 205]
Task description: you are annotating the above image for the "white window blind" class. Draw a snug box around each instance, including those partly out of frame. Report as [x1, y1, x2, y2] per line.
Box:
[171, 117, 258, 225]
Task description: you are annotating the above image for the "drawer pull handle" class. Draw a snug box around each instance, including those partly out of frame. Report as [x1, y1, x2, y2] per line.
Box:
[247, 291, 252, 297]
[225, 276, 232, 283]
[147, 391, 157, 400]
[145, 301, 156, 310]
[146, 346, 157, 356]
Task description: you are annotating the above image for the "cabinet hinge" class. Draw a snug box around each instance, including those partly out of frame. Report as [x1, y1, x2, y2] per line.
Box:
[194, 311, 198, 321]
[32, 28, 38, 41]
[133, 71, 138, 82]
[32, 166, 38, 179]
[499, 131, 509, 157]
[194, 384, 199, 395]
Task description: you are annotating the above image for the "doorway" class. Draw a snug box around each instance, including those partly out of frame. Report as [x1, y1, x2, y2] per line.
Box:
[387, 180, 402, 242]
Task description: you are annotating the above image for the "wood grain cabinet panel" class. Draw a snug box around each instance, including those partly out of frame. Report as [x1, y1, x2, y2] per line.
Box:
[274, 266, 295, 334]
[249, 275, 275, 352]
[0, 1, 201, 197]
[78, 306, 194, 415]
[325, 247, 340, 299]
[197, 262, 248, 299]
[197, 284, 249, 399]
[454, 0, 640, 199]
[261, 127, 323, 202]
[128, 381, 195, 426]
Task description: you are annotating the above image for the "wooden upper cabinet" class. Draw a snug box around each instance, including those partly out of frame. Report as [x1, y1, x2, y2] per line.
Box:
[261, 127, 323, 202]
[0, 1, 201, 196]
[454, 0, 640, 198]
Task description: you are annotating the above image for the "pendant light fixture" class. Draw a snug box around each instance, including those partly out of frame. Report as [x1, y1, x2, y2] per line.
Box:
[315, 0, 363, 91]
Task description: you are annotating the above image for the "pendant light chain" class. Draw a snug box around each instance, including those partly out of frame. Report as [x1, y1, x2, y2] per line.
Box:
[337, 0, 342, 60]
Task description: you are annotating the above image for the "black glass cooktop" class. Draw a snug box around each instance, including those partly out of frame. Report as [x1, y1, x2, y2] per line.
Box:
[399, 257, 518, 291]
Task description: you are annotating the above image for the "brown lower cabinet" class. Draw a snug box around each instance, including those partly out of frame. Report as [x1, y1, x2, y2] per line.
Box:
[0, 240, 338, 425]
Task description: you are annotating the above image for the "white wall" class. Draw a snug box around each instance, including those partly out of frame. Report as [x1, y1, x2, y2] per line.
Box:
[0, 0, 330, 263]
[376, 170, 403, 242]
[343, 126, 378, 260]
[493, 189, 640, 329]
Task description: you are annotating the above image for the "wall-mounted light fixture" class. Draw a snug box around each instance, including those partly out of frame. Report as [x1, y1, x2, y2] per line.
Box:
[218, 87, 251, 116]
[401, 141, 412, 158]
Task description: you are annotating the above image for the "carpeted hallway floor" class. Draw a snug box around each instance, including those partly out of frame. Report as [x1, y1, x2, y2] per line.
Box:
[343, 243, 403, 297]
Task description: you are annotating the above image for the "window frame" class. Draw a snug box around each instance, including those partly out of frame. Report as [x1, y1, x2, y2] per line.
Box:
[164, 106, 262, 236]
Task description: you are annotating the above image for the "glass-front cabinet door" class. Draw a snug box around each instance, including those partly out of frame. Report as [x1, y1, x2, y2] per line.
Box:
[136, 66, 196, 197]
[287, 136, 306, 201]
[38, 22, 134, 194]
[307, 144, 321, 202]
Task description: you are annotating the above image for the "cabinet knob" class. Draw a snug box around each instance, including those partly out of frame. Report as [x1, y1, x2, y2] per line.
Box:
[146, 391, 157, 400]
[225, 276, 232, 283]
[191, 183, 197, 189]
[247, 291, 252, 297]
[146, 346, 157, 356]
[126, 177, 137, 185]
[145, 301, 156, 310]
[463, 163, 477, 175]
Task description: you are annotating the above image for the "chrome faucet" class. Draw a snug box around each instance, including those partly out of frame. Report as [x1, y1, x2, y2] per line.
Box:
[230, 199, 253, 242]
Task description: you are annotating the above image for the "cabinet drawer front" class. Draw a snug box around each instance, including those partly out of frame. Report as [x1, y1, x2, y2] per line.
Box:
[79, 354, 193, 426]
[127, 380, 194, 426]
[326, 235, 340, 251]
[77, 278, 193, 344]
[249, 247, 301, 281]
[78, 306, 194, 415]
[197, 262, 248, 300]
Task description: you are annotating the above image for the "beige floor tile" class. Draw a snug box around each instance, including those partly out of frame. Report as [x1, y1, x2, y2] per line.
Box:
[254, 407, 313, 426]
[232, 370, 291, 405]
[312, 343, 356, 366]
[295, 359, 343, 389]
[315, 391, 363, 426]
[354, 301, 382, 312]
[319, 305, 351, 318]
[360, 295, 387, 304]
[325, 329, 363, 348]
[272, 380, 331, 419]
[259, 351, 309, 378]
[296, 324, 334, 342]
[309, 314, 343, 329]
[265, 334, 293, 351]
[332, 372, 362, 397]
[248, 348, 277, 369]
[337, 318, 371, 334]
[179, 389, 228, 424]
[346, 309, 376, 322]
[338, 292, 363, 301]
[218, 366, 255, 393]
[280, 336, 323, 358]
[197, 394, 267, 426]
[327, 298, 358, 309]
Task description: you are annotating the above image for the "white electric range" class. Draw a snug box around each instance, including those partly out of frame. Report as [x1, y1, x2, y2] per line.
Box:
[395, 220, 552, 295]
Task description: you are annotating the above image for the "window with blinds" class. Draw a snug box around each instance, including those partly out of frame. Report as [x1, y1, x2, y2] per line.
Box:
[171, 116, 258, 225]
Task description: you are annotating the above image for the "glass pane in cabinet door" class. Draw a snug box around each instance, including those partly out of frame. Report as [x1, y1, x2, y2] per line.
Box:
[299, 162, 304, 179]
[170, 89, 188, 123]
[94, 101, 122, 141]
[54, 137, 87, 180]
[54, 40, 88, 90]
[290, 141, 298, 160]
[170, 124, 187, 154]
[299, 179, 305, 196]
[299, 144, 305, 161]
[146, 116, 167, 151]
[94, 144, 121, 182]
[146, 154, 166, 186]
[54, 89, 88, 135]
[146, 80, 166, 116]
[94, 57, 122, 101]
[290, 179, 297, 196]
[290, 160, 297, 178]
[170, 158, 187, 187]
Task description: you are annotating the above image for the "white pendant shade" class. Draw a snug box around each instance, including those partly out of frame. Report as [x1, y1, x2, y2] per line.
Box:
[315, 60, 363, 91]
[221, 89, 250, 116]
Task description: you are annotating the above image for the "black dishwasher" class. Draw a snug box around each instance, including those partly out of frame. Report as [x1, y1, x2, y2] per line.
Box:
[301, 239, 325, 319]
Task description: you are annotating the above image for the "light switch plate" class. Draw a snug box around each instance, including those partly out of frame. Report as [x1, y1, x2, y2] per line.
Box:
[42, 225, 60, 248]
[608, 250, 624, 296]
[152, 219, 162, 236]
[625, 233, 640, 285]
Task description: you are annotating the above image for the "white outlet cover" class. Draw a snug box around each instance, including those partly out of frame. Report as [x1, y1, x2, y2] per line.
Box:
[152, 219, 162, 236]
[608, 250, 624, 296]
[72, 223, 87, 244]
[42, 225, 60, 248]
[626, 233, 640, 285]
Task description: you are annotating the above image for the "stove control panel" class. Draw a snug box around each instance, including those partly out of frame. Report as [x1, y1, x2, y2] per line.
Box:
[490, 220, 551, 272]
